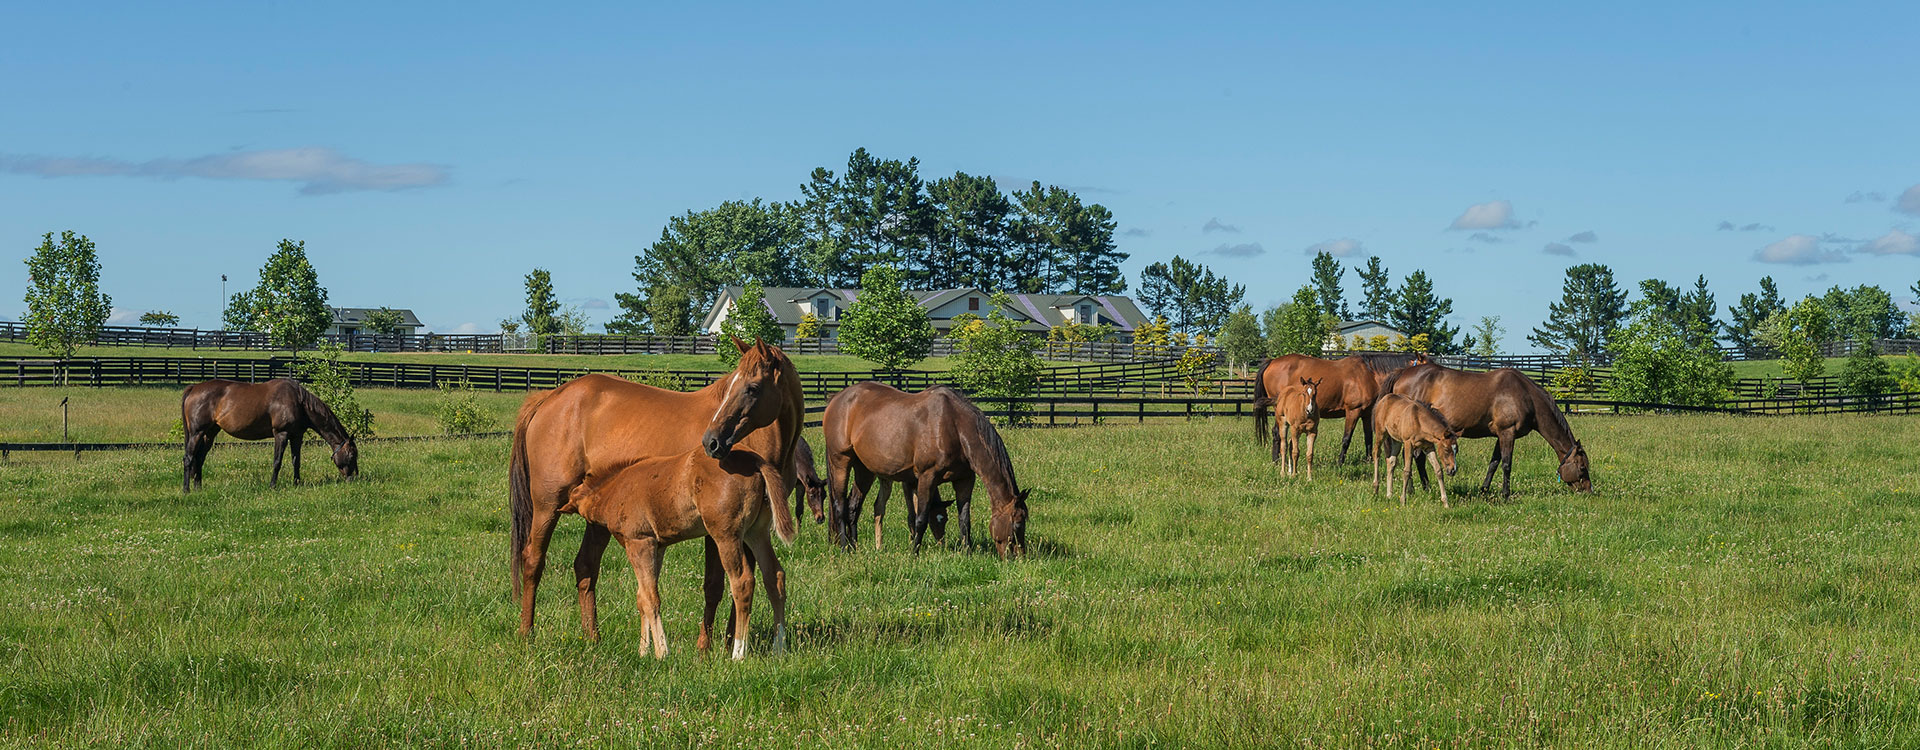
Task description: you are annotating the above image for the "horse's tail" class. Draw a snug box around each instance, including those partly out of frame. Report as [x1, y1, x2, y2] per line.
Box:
[1251, 359, 1272, 444]
[508, 389, 554, 595]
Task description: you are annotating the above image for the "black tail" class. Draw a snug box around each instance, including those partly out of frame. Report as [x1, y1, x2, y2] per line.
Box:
[1251, 359, 1272, 444]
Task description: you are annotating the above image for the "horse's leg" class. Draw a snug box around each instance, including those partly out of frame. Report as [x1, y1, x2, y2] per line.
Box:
[826, 452, 851, 547]
[288, 430, 303, 485]
[1428, 451, 1450, 508]
[1401, 444, 1415, 505]
[1480, 442, 1501, 493]
[192, 431, 213, 489]
[710, 533, 755, 660]
[871, 479, 892, 551]
[517, 506, 561, 638]
[848, 467, 875, 552]
[1361, 408, 1375, 467]
[1371, 435, 1381, 496]
[908, 474, 939, 553]
[182, 431, 202, 494]
[1271, 419, 1284, 464]
[1338, 411, 1360, 465]
[1415, 445, 1431, 491]
[1386, 447, 1396, 499]
[1499, 433, 1517, 499]
[270, 432, 287, 488]
[746, 533, 788, 655]
[574, 522, 612, 642]
[622, 536, 667, 659]
[953, 475, 976, 551]
[1305, 429, 1316, 481]
[698, 537, 723, 653]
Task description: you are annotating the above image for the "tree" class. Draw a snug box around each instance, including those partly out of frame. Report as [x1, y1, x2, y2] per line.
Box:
[1012, 182, 1127, 294]
[1606, 307, 1732, 408]
[1821, 284, 1905, 340]
[610, 199, 807, 334]
[1760, 297, 1832, 385]
[139, 311, 180, 327]
[926, 172, 1016, 290]
[1217, 304, 1264, 374]
[831, 149, 932, 287]
[1529, 263, 1627, 363]
[837, 265, 934, 370]
[1355, 257, 1394, 321]
[1468, 315, 1504, 358]
[1263, 286, 1331, 357]
[362, 307, 403, 335]
[230, 239, 331, 351]
[292, 342, 374, 438]
[22, 230, 112, 358]
[1138, 255, 1244, 334]
[1727, 276, 1786, 356]
[1678, 275, 1721, 347]
[223, 291, 255, 331]
[1309, 251, 1349, 319]
[717, 280, 786, 366]
[1388, 270, 1460, 354]
[949, 292, 1044, 423]
[794, 312, 823, 340]
[522, 268, 560, 336]
[1838, 337, 1896, 398]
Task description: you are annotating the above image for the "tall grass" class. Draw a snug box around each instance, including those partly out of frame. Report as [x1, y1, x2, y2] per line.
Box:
[2, 415, 1917, 746]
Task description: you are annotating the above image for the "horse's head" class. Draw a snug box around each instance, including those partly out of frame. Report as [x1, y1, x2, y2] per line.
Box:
[1298, 377, 1322, 418]
[1437, 429, 1460, 477]
[1559, 441, 1592, 492]
[333, 438, 359, 480]
[702, 337, 792, 460]
[991, 489, 1030, 559]
[804, 477, 828, 525]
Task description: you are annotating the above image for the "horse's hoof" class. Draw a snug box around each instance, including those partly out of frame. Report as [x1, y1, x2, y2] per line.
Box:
[771, 625, 787, 655]
[730, 638, 747, 660]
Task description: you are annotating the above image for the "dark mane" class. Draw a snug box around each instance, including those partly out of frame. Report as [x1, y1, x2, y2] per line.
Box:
[1348, 351, 1416, 374]
[295, 383, 351, 446]
[931, 386, 1021, 494]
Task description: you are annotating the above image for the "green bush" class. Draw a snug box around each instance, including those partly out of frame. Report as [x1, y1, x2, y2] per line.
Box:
[718, 280, 787, 366]
[435, 379, 498, 435]
[950, 293, 1042, 424]
[1838, 339, 1896, 398]
[837, 266, 933, 370]
[1605, 311, 1732, 408]
[292, 343, 375, 438]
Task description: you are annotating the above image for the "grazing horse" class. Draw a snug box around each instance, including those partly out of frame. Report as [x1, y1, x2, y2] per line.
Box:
[180, 378, 359, 492]
[1371, 393, 1460, 506]
[509, 337, 803, 651]
[1252, 353, 1413, 465]
[556, 443, 792, 660]
[791, 437, 829, 527]
[1384, 362, 1592, 497]
[823, 383, 1030, 558]
[1272, 377, 1321, 478]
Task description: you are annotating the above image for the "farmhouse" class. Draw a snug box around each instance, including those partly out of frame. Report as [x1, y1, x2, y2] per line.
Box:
[326, 307, 425, 337]
[700, 286, 1149, 340]
[1328, 319, 1405, 351]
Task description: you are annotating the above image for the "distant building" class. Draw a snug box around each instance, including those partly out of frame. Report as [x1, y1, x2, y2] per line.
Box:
[700, 286, 1149, 340]
[1328, 319, 1406, 351]
[326, 307, 425, 337]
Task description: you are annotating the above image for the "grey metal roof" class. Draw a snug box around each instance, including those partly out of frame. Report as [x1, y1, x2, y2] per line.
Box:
[331, 307, 424, 327]
[705, 286, 1145, 333]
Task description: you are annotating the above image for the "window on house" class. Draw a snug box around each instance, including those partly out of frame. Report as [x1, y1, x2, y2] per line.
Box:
[814, 298, 830, 318]
[1078, 304, 1093, 324]
[968, 297, 980, 311]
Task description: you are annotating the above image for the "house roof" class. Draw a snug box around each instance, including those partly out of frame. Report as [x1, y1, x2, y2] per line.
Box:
[1334, 319, 1400, 334]
[703, 286, 1145, 333]
[331, 306, 424, 327]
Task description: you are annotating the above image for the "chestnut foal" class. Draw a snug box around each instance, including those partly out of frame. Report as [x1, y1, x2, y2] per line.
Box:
[1372, 393, 1461, 506]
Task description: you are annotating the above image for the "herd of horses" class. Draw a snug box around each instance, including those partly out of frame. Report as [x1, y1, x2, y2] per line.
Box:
[176, 341, 1591, 659]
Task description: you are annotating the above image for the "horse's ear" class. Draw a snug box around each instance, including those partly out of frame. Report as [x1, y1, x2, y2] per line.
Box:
[731, 335, 749, 353]
[1017, 489, 1031, 503]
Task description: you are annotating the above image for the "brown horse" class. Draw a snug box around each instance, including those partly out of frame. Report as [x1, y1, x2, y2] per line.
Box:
[509, 337, 803, 649]
[1272, 377, 1321, 478]
[1384, 362, 1592, 497]
[180, 378, 359, 493]
[791, 436, 829, 528]
[1252, 353, 1412, 465]
[1371, 393, 1460, 506]
[556, 443, 791, 660]
[823, 383, 1029, 558]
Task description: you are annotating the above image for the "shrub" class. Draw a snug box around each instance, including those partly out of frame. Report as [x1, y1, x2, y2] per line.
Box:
[838, 266, 933, 370]
[1047, 321, 1113, 343]
[435, 379, 498, 435]
[794, 312, 823, 340]
[1605, 311, 1732, 408]
[718, 280, 787, 366]
[292, 343, 374, 438]
[1177, 344, 1220, 395]
[1549, 366, 1597, 398]
[1838, 338, 1896, 398]
[1131, 316, 1172, 358]
[950, 293, 1042, 424]
[1893, 354, 1920, 394]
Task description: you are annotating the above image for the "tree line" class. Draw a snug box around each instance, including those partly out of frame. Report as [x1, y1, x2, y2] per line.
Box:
[605, 148, 1129, 335]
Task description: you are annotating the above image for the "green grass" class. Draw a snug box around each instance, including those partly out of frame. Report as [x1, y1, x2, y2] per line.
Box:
[1, 386, 527, 442]
[4, 415, 1920, 746]
[0, 342, 953, 373]
[1725, 355, 1912, 380]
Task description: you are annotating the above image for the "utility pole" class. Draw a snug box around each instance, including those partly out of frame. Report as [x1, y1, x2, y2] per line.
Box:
[221, 274, 228, 328]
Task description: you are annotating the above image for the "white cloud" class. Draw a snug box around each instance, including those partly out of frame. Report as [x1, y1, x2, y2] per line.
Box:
[1567, 230, 1598, 243]
[1754, 234, 1847, 265]
[1210, 242, 1265, 257]
[1898, 184, 1920, 216]
[105, 307, 143, 325]
[1202, 218, 1240, 234]
[1858, 229, 1919, 256]
[1304, 238, 1365, 257]
[1543, 242, 1576, 256]
[1449, 200, 1518, 230]
[0, 147, 449, 195]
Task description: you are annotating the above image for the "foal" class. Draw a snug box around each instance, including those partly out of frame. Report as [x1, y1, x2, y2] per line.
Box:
[1271, 377, 1321, 478]
[558, 446, 792, 660]
[1372, 393, 1461, 506]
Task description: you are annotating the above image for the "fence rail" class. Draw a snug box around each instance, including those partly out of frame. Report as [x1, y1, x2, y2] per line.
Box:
[0, 321, 510, 353]
[540, 333, 1221, 363]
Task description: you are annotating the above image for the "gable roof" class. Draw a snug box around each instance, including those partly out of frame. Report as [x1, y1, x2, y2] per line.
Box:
[702, 285, 1146, 333]
[331, 306, 424, 328]
[1334, 319, 1402, 334]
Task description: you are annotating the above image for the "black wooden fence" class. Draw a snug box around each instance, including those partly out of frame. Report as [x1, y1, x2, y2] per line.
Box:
[540, 333, 1222, 363]
[0, 321, 508, 353]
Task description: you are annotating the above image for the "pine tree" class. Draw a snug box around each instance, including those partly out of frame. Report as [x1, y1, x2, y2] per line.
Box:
[22, 230, 112, 358]
[1310, 251, 1349, 319]
[1389, 271, 1460, 354]
[1678, 275, 1720, 347]
[522, 268, 560, 336]
[1355, 257, 1393, 322]
[1726, 276, 1786, 356]
[1529, 263, 1627, 362]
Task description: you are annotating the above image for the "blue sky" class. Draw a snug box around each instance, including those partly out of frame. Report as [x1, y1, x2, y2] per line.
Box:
[4, 1, 1917, 349]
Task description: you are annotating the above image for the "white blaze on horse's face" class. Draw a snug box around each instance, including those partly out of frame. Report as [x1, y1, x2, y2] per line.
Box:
[703, 371, 757, 459]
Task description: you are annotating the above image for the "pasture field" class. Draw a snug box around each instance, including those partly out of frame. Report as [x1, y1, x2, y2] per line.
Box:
[3, 415, 1919, 747]
[0, 386, 528, 442]
[0, 342, 953, 374]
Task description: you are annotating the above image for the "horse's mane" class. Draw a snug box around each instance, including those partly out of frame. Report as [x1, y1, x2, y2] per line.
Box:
[929, 385, 1021, 495]
[1350, 351, 1416, 374]
[295, 382, 351, 445]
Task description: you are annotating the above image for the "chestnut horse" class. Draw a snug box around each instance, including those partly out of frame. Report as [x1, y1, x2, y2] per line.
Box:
[180, 378, 359, 493]
[556, 442, 791, 660]
[823, 383, 1029, 558]
[1371, 393, 1460, 506]
[509, 338, 803, 650]
[1384, 362, 1591, 497]
[1252, 353, 1413, 465]
[791, 437, 829, 528]
[1272, 377, 1321, 478]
